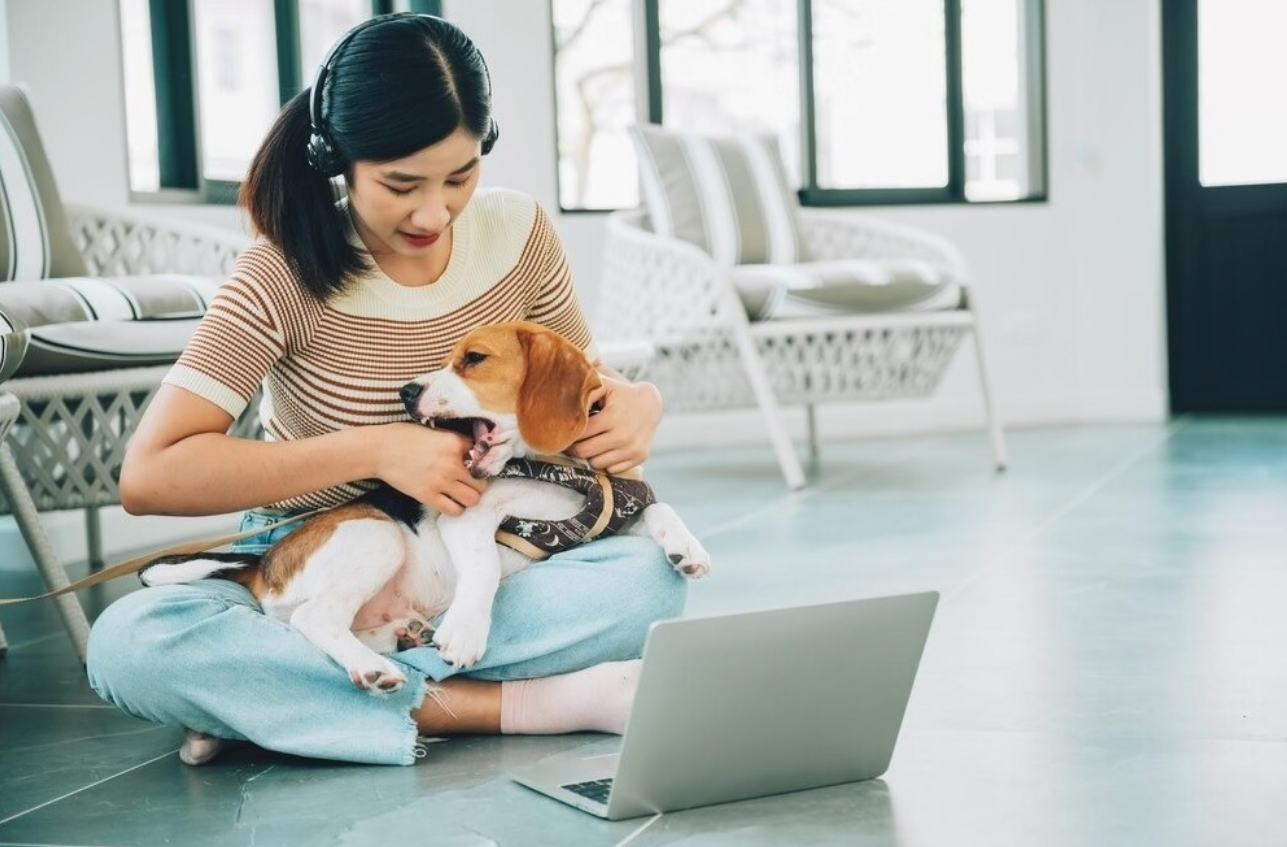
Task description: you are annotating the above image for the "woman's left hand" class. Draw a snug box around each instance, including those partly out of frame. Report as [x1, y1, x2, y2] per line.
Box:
[567, 376, 663, 474]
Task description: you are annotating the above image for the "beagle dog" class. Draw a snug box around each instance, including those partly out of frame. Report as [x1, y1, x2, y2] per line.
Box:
[140, 321, 710, 695]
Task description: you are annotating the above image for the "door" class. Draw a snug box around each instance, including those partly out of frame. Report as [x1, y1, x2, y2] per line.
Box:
[1163, 0, 1287, 411]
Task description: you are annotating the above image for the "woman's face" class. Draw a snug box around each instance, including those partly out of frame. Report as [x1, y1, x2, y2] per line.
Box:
[347, 127, 483, 271]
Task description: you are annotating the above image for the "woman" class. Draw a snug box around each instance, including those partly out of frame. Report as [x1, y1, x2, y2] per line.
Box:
[86, 13, 684, 767]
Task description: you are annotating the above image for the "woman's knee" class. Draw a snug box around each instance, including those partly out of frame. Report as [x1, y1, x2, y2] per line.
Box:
[575, 536, 689, 624]
[86, 582, 253, 710]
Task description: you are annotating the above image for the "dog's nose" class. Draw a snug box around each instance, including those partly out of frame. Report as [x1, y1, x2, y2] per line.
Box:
[400, 382, 423, 405]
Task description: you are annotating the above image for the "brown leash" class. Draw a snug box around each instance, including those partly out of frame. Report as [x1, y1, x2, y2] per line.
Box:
[0, 508, 328, 606]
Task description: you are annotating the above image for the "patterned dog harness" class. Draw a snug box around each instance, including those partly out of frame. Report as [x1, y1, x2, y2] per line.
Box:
[494, 457, 657, 559]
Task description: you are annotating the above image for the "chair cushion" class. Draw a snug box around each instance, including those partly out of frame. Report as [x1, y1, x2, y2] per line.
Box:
[0, 275, 220, 378]
[629, 124, 803, 266]
[19, 317, 201, 377]
[0, 85, 88, 280]
[731, 259, 963, 321]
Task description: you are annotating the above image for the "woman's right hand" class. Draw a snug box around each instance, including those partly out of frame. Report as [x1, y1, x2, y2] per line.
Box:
[374, 422, 488, 515]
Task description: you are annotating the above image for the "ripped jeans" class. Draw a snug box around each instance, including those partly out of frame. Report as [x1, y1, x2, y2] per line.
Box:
[86, 508, 687, 765]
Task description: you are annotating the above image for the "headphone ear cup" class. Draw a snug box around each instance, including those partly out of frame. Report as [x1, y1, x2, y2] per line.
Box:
[306, 130, 345, 177]
[481, 119, 499, 156]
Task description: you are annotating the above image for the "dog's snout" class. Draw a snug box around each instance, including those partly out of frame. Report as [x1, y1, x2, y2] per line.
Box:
[400, 382, 423, 406]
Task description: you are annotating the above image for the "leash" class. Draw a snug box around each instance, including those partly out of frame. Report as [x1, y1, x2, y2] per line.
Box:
[0, 508, 328, 606]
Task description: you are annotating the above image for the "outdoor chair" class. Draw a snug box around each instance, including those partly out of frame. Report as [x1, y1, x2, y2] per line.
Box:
[595, 125, 1007, 490]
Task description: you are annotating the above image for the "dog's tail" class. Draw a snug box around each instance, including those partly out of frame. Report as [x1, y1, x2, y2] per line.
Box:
[139, 552, 262, 589]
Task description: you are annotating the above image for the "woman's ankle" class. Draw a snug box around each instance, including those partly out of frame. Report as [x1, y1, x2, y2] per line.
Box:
[413, 677, 503, 736]
[500, 659, 642, 735]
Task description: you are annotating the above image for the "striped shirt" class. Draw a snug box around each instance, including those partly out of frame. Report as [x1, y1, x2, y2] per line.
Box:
[165, 188, 594, 510]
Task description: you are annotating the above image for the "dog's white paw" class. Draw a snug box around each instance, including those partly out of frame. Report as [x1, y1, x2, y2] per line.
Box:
[346, 655, 408, 695]
[432, 610, 491, 668]
[644, 505, 712, 579]
[666, 538, 712, 579]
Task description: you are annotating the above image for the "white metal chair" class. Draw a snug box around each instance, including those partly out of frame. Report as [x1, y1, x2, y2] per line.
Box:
[0, 84, 253, 662]
[597, 207, 1007, 490]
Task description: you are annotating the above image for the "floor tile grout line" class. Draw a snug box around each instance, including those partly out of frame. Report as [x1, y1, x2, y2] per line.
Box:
[696, 437, 948, 542]
[0, 632, 65, 652]
[1, 703, 117, 710]
[613, 813, 662, 847]
[0, 748, 178, 827]
[944, 417, 1191, 600]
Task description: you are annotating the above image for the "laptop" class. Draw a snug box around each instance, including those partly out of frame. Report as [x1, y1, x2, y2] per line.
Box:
[508, 590, 938, 820]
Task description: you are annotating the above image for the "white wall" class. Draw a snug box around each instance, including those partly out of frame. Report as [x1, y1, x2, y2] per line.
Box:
[0, 0, 1169, 563]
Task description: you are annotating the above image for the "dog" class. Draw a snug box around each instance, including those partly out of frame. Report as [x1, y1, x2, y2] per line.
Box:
[140, 321, 710, 694]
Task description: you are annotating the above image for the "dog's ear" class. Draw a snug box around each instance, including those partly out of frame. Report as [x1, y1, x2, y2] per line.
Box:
[516, 327, 602, 454]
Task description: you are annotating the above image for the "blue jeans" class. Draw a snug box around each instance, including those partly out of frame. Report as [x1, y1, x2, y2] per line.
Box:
[86, 509, 687, 766]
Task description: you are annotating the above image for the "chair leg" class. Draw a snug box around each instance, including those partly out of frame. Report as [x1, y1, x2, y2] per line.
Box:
[0, 443, 92, 663]
[86, 506, 103, 571]
[969, 323, 1008, 471]
[732, 327, 807, 490]
[805, 403, 820, 460]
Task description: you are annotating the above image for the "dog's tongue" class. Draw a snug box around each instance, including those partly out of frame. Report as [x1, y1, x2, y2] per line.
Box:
[465, 420, 494, 471]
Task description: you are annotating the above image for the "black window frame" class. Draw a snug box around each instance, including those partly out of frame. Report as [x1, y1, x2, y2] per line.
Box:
[137, 0, 442, 205]
[554, 0, 1048, 212]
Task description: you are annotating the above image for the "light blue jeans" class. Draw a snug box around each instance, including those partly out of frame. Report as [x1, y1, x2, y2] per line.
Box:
[86, 509, 687, 766]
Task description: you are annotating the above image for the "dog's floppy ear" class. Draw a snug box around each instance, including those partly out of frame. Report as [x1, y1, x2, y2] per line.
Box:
[516, 326, 602, 454]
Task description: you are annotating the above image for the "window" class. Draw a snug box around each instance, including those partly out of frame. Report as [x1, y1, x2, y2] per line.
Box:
[119, 0, 442, 202]
[551, 0, 1047, 210]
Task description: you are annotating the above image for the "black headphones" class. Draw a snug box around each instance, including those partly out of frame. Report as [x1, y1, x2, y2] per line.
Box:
[306, 12, 500, 177]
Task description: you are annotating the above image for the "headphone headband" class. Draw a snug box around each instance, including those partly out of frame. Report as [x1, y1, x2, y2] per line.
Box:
[308, 12, 423, 140]
[305, 12, 499, 176]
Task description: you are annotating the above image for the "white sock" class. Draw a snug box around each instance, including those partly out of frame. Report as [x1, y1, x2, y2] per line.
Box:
[500, 659, 642, 735]
[179, 728, 225, 766]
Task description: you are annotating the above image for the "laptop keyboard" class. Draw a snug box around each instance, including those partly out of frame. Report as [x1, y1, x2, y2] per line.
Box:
[561, 777, 614, 804]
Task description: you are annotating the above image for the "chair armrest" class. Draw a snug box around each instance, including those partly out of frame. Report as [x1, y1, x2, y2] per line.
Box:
[65, 203, 251, 278]
[597, 211, 744, 343]
[797, 208, 972, 279]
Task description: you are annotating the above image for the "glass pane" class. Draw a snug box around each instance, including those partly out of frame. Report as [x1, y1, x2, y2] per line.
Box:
[297, 0, 371, 96]
[961, 0, 1037, 201]
[119, 0, 160, 193]
[813, 0, 947, 190]
[192, 0, 281, 183]
[658, 0, 800, 185]
[552, 0, 639, 210]
[1198, 0, 1287, 187]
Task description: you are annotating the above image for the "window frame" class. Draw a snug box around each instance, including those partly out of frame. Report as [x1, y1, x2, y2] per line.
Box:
[551, 0, 1048, 212]
[134, 0, 442, 204]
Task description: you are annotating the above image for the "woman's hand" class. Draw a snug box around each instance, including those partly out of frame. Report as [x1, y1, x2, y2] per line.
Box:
[567, 376, 663, 474]
[374, 422, 487, 515]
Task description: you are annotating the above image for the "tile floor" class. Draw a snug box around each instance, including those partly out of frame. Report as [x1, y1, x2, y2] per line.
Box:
[3, 419, 1287, 846]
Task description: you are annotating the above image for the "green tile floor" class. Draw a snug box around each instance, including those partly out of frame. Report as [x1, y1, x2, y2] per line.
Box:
[3, 419, 1286, 846]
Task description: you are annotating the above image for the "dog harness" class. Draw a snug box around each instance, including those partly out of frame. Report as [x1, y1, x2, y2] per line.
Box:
[494, 457, 657, 559]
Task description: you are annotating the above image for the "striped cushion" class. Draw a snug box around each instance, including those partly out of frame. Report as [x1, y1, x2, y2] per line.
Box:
[630, 124, 802, 266]
[0, 276, 220, 378]
[20, 318, 201, 377]
[731, 260, 963, 321]
[0, 85, 88, 281]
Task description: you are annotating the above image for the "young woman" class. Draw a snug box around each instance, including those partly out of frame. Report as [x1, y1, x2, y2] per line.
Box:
[86, 13, 685, 767]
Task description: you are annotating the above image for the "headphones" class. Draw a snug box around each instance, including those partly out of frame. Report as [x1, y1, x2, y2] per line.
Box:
[306, 12, 500, 177]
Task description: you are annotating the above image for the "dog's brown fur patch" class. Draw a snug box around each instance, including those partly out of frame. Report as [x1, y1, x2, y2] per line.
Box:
[255, 503, 391, 594]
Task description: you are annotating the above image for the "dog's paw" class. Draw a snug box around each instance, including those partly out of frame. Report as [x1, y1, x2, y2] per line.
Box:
[432, 610, 491, 668]
[668, 544, 711, 579]
[657, 526, 712, 579]
[642, 504, 711, 579]
[394, 617, 436, 652]
[346, 656, 408, 695]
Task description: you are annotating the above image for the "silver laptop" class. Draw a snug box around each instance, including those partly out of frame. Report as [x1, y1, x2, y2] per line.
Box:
[509, 590, 938, 820]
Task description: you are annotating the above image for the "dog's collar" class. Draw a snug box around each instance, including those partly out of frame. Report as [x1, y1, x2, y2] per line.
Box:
[493, 457, 655, 559]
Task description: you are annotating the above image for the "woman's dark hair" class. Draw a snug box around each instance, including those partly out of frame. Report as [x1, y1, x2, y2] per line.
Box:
[239, 14, 496, 300]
